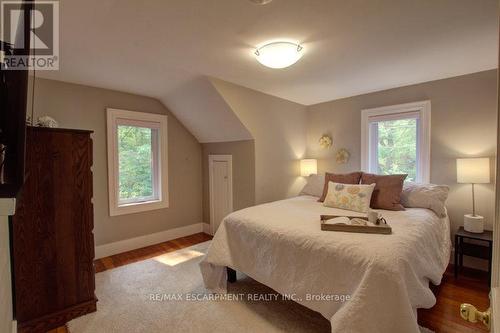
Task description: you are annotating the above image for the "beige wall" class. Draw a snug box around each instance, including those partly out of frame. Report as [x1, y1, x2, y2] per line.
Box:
[27, 71, 497, 258]
[211, 78, 308, 204]
[31, 78, 203, 246]
[307, 70, 497, 237]
[202, 140, 256, 224]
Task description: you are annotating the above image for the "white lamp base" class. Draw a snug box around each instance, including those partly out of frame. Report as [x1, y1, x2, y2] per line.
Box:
[464, 214, 484, 233]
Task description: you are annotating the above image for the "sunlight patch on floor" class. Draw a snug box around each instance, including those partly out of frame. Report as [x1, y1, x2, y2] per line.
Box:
[154, 250, 205, 266]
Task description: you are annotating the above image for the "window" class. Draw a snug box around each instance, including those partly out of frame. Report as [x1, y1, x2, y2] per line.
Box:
[107, 108, 168, 216]
[361, 101, 431, 183]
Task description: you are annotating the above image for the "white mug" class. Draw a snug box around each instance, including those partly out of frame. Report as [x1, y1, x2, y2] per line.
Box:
[367, 210, 380, 224]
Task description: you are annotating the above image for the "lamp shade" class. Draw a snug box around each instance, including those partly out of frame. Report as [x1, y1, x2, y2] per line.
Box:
[300, 159, 317, 177]
[457, 158, 490, 184]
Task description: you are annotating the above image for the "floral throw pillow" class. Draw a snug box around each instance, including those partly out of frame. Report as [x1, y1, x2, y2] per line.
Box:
[323, 181, 376, 213]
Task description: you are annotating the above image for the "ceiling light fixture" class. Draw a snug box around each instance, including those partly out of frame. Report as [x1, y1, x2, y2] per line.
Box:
[254, 41, 304, 69]
[249, 0, 273, 4]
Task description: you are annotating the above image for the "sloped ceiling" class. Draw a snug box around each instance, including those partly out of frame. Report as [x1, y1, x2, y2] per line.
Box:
[37, 0, 498, 142]
[162, 77, 252, 142]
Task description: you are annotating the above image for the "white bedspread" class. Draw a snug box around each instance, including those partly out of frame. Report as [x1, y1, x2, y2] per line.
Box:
[200, 196, 451, 333]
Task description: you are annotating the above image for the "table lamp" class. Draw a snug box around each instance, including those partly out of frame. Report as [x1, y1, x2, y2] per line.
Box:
[300, 159, 317, 177]
[456, 158, 490, 233]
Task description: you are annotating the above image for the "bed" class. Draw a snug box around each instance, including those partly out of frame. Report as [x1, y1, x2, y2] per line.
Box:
[200, 195, 451, 333]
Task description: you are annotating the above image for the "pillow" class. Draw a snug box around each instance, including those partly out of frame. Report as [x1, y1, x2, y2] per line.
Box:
[318, 172, 363, 202]
[299, 174, 325, 197]
[323, 182, 375, 213]
[361, 173, 407, 211]
[401, 182, 449, 217]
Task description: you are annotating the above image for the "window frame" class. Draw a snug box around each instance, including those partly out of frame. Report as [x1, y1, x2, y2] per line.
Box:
[361, 101, 431, 183]
[107, 108, 169, 216]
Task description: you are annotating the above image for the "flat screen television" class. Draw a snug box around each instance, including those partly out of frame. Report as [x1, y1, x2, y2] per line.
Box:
[0, 1, 33, 197]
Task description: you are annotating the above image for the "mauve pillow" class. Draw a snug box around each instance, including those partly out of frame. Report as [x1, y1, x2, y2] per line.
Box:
[361, 173, 407, 210]
[318, 172, 363, 202]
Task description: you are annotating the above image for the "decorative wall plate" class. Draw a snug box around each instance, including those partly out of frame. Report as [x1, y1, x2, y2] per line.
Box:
[319, 135, 332, 149]
[336, 148, 350, 164]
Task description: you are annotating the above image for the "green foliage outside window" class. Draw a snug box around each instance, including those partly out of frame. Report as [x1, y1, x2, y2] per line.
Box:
[118, 125, 154, 201]
[376, 118, 417, 181]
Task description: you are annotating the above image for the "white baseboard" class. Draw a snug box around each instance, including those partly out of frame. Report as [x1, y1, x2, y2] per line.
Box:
[12, 320, 17, 333]
[202, 223, 211, 235]
[95, 223, 204, 259]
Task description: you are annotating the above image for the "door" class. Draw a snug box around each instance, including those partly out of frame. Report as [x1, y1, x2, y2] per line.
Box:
[490, 19, 500, 329]
[460, 19, 499, 331]
[209, 155, 233, 235]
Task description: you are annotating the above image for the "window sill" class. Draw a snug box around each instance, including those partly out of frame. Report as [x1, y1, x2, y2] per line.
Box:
[110, 199, 169, 216]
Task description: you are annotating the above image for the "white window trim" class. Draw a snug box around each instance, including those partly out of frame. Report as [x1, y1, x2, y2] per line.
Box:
[361, 100, 431, 183]
[106, 108, 169, 216]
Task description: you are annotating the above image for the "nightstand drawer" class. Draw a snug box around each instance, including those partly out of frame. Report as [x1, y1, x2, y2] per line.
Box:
[461, 243, 491, 260]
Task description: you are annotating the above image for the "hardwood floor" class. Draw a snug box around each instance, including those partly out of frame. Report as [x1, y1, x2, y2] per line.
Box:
[93, 232, 213, 273]
[47, 328, 69, 333]
[50, 233, 489, 333]
[418, 266, 490, 333]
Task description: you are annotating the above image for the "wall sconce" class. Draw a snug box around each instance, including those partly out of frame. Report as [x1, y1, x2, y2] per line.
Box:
[300, 159, 317, 177]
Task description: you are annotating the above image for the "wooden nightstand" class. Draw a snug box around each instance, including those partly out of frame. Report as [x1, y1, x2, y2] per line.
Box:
[454, 226, 492, 285]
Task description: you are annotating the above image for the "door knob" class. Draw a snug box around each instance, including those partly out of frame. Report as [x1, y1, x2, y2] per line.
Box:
[460, 303, 490, 329]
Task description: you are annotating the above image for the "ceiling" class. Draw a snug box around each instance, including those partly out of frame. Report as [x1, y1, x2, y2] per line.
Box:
[38, 0, 498, 142]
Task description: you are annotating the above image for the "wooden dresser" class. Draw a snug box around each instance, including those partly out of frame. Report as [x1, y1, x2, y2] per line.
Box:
[11, 127, 97, 332]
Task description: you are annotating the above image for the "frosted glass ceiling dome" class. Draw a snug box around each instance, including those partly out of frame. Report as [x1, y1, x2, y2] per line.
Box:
[254, 41, 304, 69]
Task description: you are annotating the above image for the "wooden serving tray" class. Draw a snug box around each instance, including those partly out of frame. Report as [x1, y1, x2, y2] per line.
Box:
[320, 215, 392, 235]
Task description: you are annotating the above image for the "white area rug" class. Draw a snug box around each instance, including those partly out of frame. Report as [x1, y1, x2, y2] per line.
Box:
[69, 241, 434, 333]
